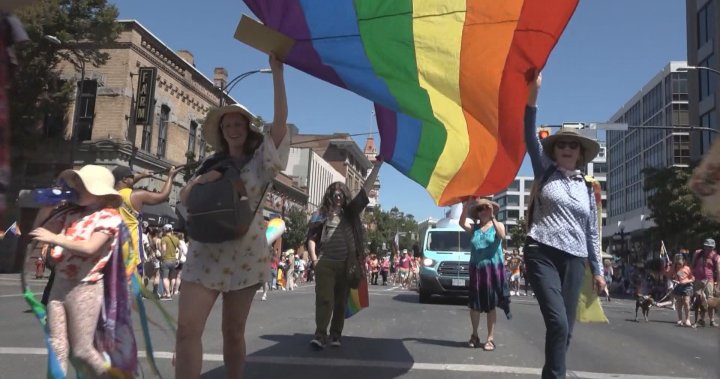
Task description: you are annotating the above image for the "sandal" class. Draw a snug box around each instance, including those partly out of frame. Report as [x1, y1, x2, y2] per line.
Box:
[483, 339, 496, 351]
[468, 334, 480, 348]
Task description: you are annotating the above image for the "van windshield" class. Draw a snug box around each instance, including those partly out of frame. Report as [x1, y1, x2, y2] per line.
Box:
[426, 231, 472, 252]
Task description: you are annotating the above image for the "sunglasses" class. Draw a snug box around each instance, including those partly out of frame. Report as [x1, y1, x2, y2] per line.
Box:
[555, 140, 580, 150]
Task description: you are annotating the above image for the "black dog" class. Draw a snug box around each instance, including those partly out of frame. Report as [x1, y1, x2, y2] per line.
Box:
[635, 295, 655, 322]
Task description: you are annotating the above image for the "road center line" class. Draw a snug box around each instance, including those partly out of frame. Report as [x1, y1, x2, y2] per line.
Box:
[0, 347, 696, 379]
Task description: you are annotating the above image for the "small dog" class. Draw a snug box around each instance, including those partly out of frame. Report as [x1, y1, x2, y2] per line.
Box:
[692, 296, 720, 326]
[635, 295, 655, 322]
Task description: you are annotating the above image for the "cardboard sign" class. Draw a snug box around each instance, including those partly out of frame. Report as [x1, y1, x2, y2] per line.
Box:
[690, 137, 720, 221]
[234, 15, 295, 61]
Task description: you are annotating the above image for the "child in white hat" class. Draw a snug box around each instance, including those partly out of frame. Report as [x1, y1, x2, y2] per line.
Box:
[29, 165, 127, 377]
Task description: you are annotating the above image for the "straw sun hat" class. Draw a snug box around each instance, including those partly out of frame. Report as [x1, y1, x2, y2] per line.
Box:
[468, 198, 500, 216]
[202, 104, 260, 152]
[540, 128, 601, 166]
[59, 165, 122, 206]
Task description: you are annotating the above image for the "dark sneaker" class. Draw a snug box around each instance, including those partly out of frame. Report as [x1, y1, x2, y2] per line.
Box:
[330, 336, 341, 347]
[310, 335, 325, 350]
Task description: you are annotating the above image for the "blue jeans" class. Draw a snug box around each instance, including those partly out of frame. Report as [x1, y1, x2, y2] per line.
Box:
[523, 238, 584, 379]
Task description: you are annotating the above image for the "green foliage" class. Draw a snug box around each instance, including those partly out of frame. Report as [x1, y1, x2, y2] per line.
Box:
[10, 0, 120, 150]
[508, 217, 527, 248]
[283, 206, 309, 251]
[365, 206, 419, 257]
[644, 166, 720, 251]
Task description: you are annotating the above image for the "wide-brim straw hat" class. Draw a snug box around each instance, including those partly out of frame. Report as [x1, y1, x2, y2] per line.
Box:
[541, 128, 601, 165]
[202, 104, 260, 151]
[59, 165, 121, 204]
[469, 198, 500, 215]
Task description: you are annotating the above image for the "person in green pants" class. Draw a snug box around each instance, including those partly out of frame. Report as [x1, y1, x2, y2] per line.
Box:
[306, 157, 382, 349]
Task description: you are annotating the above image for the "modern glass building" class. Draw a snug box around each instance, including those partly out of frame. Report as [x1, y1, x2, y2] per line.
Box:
[686, 0, 719, 159]
[604, 62, 689, 252]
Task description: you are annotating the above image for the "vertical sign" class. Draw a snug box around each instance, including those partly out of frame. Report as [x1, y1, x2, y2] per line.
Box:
[134, 67, 157, 125]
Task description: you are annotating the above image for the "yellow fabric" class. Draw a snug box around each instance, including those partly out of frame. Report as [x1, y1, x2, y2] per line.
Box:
[118, 188, 140, 276]
[577, 176, 608, 323]
[577, 265, 609, 323]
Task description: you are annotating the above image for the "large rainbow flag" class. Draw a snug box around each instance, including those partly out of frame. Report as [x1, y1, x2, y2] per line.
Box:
[244, 0, 578, 205]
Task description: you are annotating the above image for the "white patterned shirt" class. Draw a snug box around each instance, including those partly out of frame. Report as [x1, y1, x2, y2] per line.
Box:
[524, 106, 602, 276]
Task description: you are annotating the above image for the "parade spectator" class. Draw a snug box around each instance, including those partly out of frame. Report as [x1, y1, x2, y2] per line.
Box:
[670, 253, 694, 327]
[691, 238, 719, 327]
[370, 254, 380, 285]
[270, 255, 279, 289]
[603, 259, 614, 301]
[29, 165, 125, 377]
[381, 256, 390, 285]
[398, 250, 412, 288]
[508, 249, 522, 296]
[35, 243, 48, 279]
[460, 198, 510, 351]
[523, 74, 605, 379]
[144, 228, 161, 297]
[285, 249, 296, 291]
[174, 54, 289, 379]
[159, 224, 180, 300]
[172, 232, 188, 296]
[306, 158, 382, 349]
[112, 165, 181, 274]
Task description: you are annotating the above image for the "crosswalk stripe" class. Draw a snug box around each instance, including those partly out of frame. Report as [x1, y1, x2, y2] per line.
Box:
[0, 347, 697, 379]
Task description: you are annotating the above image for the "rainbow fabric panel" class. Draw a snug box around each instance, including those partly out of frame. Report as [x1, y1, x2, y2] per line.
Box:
[244, 0, 578, 205]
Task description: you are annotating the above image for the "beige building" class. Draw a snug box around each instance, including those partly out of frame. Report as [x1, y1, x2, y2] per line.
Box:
[291, 133, 373, 195]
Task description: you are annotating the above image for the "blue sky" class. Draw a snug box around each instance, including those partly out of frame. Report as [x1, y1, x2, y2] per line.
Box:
[111, 0, 687, 221]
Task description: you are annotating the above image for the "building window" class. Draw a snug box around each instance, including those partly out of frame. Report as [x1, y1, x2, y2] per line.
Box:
[699, 54, 717, 101]
[507, 195, 520, 206]
[198, 138, 207, 160]
[508, 180, 520, 191]
[507, 209, 520, 220]
[75, 79, 97, 142]
[698, 1, 715, 46]
[157, 105, 170, 158]
[188, 121, 198, 154]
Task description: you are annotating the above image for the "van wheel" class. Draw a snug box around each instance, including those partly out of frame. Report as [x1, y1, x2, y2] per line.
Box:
[419, 288, 431, 303]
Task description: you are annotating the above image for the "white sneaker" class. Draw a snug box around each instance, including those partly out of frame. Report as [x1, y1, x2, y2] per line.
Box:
[261, 294, 267, 301]
[510, 291, 516, 296]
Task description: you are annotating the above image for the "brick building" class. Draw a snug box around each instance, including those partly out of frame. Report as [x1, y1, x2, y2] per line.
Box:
[3, 20, 307, 272]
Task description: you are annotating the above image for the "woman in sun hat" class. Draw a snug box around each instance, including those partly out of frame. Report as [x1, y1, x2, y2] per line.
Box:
[175, 54, 290, 379]
[523, 74, 605, 379]
[459, 197, 510, 352]
[29, 165, 127, 377]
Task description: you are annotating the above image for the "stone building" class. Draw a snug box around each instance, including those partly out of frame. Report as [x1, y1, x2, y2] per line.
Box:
[291, 133, 373, 196]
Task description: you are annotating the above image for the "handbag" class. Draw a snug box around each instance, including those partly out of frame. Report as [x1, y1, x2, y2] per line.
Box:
[183, 157, 268, 243]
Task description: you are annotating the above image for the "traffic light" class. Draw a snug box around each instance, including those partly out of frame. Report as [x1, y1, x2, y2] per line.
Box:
[538, 127, 551, 140]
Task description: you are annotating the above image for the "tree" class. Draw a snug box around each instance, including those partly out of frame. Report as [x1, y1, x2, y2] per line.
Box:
[365, 206, 418, 257]
[283, 206, 308, 251]
[508, 217, 527, 248]
[10, 0, 120, 149]
[644, 166, 720, 251]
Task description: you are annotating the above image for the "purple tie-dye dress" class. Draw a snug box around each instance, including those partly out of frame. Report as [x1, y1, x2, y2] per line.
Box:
[468, 225, 511, 318]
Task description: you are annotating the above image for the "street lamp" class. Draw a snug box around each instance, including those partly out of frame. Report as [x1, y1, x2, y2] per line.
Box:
[677, 65, 720, 77]
[218, 68, 272, 107]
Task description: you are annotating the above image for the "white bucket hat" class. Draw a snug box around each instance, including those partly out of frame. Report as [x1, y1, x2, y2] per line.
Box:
[202, 104, 260, 152]
[59, 165, 121, 205]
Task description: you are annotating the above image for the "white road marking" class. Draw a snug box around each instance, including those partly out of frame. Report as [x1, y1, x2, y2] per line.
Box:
[0, 292, 41, 298]
[0, 347, 698, 379]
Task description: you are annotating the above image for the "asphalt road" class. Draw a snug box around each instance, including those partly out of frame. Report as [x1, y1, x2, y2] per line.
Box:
[0, 274, 718, 378]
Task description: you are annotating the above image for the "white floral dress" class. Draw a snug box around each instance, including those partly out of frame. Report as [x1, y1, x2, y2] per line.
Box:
[183, 133, 290, 292]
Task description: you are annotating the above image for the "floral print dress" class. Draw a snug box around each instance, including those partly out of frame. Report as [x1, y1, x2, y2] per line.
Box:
[183, 133, 290, 292]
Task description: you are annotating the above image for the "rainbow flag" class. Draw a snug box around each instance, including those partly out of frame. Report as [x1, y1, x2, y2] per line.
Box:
[345, 278, 369, 318]
[243, 0, 578, 205]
